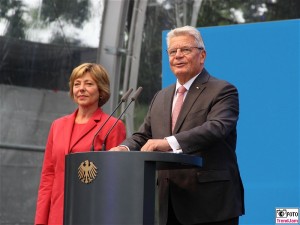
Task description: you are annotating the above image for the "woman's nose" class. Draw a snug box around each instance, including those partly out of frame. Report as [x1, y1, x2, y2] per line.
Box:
[79, 85, 86, 91]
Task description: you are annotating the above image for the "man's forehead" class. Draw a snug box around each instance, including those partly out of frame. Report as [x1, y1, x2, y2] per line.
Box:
[169, 35, 195, 47]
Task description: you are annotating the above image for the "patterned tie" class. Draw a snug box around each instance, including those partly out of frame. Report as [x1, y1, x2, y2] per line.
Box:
[172, 85, 187, 131]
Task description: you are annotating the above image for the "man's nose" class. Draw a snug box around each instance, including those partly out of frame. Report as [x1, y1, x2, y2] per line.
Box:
[175, 49, 184, 57]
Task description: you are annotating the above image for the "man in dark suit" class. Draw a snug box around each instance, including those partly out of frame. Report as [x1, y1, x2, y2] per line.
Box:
[111, 26, 244, 225]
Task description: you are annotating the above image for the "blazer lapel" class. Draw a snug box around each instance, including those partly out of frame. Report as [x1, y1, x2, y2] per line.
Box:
[68, 108, 102, 153]
[173, 69, 210, 133]
[63, 110, 77, 155]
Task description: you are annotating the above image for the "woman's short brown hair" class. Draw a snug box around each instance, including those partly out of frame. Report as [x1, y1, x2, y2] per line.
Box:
[69, 63, 110, 107]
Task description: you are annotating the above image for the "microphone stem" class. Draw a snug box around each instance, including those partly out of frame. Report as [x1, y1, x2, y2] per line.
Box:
[90, 88, 133, 151]
[102, 100, 134, 151]
[90, 101, 122, 151]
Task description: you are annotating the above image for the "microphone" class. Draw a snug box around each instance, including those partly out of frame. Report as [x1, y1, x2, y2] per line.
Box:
[90, 88, 133, 151]
[101, 87, 143, 151]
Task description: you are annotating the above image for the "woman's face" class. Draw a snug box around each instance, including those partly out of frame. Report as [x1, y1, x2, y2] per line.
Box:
[72, 72, 100, 109]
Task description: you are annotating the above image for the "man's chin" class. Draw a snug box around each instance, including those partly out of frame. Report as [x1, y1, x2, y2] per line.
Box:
[174, 71, 188, 78]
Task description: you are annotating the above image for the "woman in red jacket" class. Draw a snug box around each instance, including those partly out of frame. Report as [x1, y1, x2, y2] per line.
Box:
[34, 63, 126, 225]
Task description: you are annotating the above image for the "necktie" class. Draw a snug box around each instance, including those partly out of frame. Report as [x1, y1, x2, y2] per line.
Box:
[172, 85, 186, 131]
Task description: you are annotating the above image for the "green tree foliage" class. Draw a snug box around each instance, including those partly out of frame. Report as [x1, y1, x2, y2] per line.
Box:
[40, 0, 91, 28]
[0, 0, 26, 39]
[197, 0, 300, 27]
[0, 0, 91, 44]
[137, 4, 168, 103]
[40, 0, 91, 45]
[264, 0, 300, 20]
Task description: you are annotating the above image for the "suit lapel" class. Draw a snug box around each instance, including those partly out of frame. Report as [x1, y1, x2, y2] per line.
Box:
[173, 69, 210, 133]
[164, 85, 176, 135]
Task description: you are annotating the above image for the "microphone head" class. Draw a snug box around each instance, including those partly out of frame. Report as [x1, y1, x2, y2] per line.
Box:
[121, 88, 133, 102]
[131, 87, 143, 101]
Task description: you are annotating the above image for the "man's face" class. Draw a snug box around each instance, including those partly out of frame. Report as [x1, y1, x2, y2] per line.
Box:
[168, 35, 206, 84]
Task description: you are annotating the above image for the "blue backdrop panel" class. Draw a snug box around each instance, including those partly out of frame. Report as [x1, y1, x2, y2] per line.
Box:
[162, 19, 300, 224]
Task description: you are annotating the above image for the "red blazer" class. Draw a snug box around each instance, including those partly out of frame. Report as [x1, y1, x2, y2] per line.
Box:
[34, 108, 126, 225]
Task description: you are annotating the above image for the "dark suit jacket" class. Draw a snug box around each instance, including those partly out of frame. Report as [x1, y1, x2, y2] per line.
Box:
[122, 69, 245, 224]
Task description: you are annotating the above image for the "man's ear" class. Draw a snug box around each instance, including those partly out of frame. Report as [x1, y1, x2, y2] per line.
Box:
[200, 50, 206, 64]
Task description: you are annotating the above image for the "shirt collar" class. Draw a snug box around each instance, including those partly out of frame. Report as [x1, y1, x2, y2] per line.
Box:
[175, 73, 200, 93]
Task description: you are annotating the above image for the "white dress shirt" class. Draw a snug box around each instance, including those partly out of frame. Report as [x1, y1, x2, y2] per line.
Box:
[166, 74, 199, 153]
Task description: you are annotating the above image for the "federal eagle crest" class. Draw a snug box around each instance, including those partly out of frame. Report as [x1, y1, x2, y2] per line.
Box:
[78, 160, 98, 184]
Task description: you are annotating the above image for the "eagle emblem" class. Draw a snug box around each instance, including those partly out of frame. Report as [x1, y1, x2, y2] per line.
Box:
[78, 160, 98, 184]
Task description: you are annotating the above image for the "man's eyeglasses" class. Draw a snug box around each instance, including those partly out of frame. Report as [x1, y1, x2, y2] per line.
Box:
[167, 46, 203, 57]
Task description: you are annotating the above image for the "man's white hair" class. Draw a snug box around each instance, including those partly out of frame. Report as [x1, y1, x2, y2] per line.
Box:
[166, 25, 206, 50]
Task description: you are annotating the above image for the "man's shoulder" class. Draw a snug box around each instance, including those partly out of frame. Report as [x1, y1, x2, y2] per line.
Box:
[209, 76, 236, 88]
[204, 71, 236, 89]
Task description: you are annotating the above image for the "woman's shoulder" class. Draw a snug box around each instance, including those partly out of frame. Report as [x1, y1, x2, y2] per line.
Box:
[52, 111, 76, 125]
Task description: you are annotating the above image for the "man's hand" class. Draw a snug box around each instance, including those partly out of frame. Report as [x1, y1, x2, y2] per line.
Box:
[141, 139, 171, 152]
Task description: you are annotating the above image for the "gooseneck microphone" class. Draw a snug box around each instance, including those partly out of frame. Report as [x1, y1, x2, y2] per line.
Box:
[90, 88, 133, 151]
[101, 87, 143, 151]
